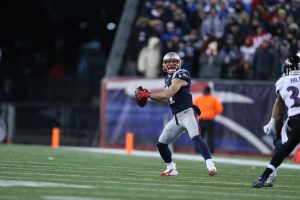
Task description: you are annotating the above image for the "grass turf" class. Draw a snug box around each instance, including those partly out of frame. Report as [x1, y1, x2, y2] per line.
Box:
[0, 144, 300, 200]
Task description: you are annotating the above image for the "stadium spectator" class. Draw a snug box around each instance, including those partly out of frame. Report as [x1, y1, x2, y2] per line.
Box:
[225, 20, 246, 48]
[132, 17, 152, 60]
[252, 38, 278, 80]
[267, 15, 285, 38]
[198, 40, 222, 79]
[182, 29, 203, 77]
[193, 86, 223, 153]
[189, 3, 205, 31]
[203, 0, 220, 13]
[177, 39, 194, 73]
[201, 6, 225, 41]
[161, 35, 180, 64]
[162, 22, 180, 42]
[133, 0, 300, 81]
[137, 37, 161, 78]
[149, 19, 165, 39]
[286, 22, 300, 54]
[287, 0, 300, 23]
[272, 38, 290, 78]
[219, 34, 240, 79]
[148, 4, 166, 21]
[172, 8, 191, 36]
[218, 0, 231, 21]
[239, 36, 256, 79]
[231, 0, 250, 27]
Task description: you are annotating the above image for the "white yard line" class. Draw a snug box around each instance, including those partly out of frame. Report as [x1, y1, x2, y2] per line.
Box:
[43, 196, 119, 200]
[0, 180, 95, 188]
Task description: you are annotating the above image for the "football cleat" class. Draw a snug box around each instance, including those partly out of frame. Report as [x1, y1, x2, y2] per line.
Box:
[206, 159, 218, 176]
[264, 173, 276, 187]
[251, 177, 266, 188]
[160, 169, 178, 176]
[208, 169, 218, 176]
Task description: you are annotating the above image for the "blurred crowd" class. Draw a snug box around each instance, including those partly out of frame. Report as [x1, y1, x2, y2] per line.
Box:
[132, 0, 300, 80]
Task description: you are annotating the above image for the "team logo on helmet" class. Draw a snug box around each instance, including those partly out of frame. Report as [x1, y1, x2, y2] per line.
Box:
[162, 52, 182, 74]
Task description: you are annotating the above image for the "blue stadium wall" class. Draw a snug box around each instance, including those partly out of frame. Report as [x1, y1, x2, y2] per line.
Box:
[100, 78, 276, 155]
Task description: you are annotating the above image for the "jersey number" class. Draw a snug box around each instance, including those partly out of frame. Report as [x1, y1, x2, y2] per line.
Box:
[287, 86, 300, 108]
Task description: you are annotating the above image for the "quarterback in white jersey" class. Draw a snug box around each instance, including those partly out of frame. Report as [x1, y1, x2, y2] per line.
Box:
[252, 54, 300, 188]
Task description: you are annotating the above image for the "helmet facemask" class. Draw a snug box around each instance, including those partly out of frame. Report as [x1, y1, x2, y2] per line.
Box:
[162, 52, 181, 74]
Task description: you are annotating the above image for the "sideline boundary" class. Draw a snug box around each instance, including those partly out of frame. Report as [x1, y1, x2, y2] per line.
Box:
[63, 147, 300, 170]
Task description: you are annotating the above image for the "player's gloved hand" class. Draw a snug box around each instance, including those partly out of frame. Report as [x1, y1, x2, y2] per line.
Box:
[137, 88, 150, 99]
[135, 86, 150, 107]
[263, 118, 275, 135]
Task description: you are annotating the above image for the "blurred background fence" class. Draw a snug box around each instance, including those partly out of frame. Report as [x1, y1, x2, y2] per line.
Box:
[1, 102, 99, 146]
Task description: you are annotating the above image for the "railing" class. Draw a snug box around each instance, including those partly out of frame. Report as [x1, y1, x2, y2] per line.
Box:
[1, 102, 100, 147]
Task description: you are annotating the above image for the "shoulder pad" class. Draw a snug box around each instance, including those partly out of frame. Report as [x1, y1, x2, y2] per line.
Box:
[173, 69, 190, 81]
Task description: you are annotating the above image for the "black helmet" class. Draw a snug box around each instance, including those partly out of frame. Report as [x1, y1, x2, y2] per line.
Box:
[283, 55, 300, 75]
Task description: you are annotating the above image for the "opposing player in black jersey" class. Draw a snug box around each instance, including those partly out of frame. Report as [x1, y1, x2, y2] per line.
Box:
[138, 52, 217, 176]
[252, 54, 300, 188]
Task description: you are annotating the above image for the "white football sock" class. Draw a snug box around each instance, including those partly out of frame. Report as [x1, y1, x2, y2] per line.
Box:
[167, 161, 176, 170]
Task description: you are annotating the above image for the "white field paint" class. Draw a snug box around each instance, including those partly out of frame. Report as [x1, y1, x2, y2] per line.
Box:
[43, 196, 118, 200]
[0, 180, 94, 188]
[63, 147, 300, 170]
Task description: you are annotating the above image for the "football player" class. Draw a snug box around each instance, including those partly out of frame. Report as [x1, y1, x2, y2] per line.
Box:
[137, 52, 217, 176]
[252, 53, 300, 188]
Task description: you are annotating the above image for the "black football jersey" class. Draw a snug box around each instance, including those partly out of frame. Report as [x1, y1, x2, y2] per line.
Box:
[164, 69, 192, 114]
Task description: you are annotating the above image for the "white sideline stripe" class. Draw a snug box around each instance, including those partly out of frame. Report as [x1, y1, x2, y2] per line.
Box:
[0, 180, 95, 188]
[43, 196, 117, 200]
[63, 147, 300, 170]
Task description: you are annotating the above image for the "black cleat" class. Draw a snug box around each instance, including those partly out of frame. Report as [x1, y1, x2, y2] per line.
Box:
[263, 182, 273, 187]
[263, 172, 276, 187]
[251, 177, 266, 188]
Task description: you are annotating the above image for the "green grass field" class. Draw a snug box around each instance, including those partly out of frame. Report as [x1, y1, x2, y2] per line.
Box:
[0, 144, 300, 200]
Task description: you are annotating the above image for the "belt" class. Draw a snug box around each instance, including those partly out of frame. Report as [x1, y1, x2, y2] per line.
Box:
[174, 107, 191, 125]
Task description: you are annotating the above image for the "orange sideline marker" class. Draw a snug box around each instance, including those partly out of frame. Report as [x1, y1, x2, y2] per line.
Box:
[126, 132, 134, 154]
[52, 127, 60, 149]
[292, 147, 300, 163]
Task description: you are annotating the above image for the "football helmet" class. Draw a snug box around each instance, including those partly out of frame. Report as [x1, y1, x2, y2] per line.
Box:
[162, 52, 181, 74]
[284, 55, 300, 75]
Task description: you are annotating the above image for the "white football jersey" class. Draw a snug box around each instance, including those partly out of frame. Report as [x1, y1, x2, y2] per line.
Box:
[276, 70, 300, 117]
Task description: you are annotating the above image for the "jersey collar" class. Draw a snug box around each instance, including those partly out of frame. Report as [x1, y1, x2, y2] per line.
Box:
[289, 70, 300, 75]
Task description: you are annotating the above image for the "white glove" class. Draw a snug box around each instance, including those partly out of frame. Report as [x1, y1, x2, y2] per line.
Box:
[263, 118, 275, 135]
